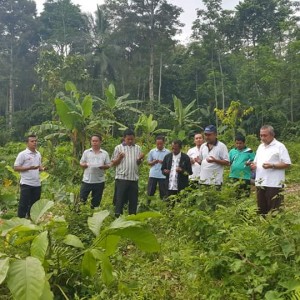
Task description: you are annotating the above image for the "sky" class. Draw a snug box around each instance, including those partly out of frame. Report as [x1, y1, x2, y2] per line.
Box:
[34, 0, 240, 42]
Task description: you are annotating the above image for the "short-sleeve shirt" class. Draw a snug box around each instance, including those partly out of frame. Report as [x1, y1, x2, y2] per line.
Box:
[112, 143, 142, 181]
[187, 146, 201, 180]
[254, 139, 291, 187]
[147, 148, 170, 179]
[80, 148, 110, 183]
[229, 147, 255, 180]
[199, 141, 229, 185]
[14, 148, 42, 186]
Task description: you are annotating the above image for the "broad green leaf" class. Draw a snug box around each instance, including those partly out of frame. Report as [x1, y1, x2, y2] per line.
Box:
[88, 210, 110, 237]
[30, 199, 54, 224]
[82, 250, 97, 277]
[96, 234, 120, 256]
[5, 165, 20, 181]
[0, 217, 32, 236]
[279, 279, 300, 291]
[7, 257, 46, 300]
[0, 258, 10, 284]
[13, 235, 37, 246]
[40, 171, 50, 182]
[100, 255, 114, 285]
[109, 226, 160, 252]
[126, 211, 162, 221]
[108, 217, 140, 230]
[63, 234, 84, 249]
[65, 81, 77, 92]
[39, 280, 54, 300]
[108, 83, 116, 97]
[280, 239, 295, 258]
[81, 95, 93, 118]
[31, 231, 49, 262]
[54, 98, 74, 130]
[265, 290, 284, 300]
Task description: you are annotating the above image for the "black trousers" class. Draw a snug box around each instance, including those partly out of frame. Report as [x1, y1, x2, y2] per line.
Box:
[18, 184, 41, 218]
[147, 177, 168, 199]
[80, 182, 105, 208]
[115, 179, 138, 216]
[256, 186, 283, 215]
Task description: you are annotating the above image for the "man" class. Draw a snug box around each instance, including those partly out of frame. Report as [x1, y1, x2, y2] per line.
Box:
[229, 135, 255, 197]
[147, 136, 170, 202]
[199, 125, 229, 187]
[187, 132, 204, 182]
[111, 129, 144, 217]
[14, 135, 44, 218]
[161, 140, 192, 197]
[80, 134, 110, 209]
[251, 125, 291, 215]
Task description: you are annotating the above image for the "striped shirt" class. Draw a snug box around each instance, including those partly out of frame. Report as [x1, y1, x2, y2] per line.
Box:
[112, 143, 142, 181]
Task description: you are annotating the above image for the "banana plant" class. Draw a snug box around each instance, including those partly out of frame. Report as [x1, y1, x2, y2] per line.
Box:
[94, 83, 143, 135]
[134, 113, 170, 146]
[0, 199, 161, 299]
[165, 95, 200, 142]
[54, 81, 94, 158]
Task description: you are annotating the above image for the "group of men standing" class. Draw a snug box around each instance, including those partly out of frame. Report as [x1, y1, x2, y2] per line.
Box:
[14, 124, 291, 218]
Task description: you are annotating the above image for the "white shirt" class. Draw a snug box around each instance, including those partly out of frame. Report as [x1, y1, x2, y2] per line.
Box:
[168, 153, 181, 190]
[80, 148, 110, 184]
[187, 146, 201, 180]
[199, 141, 229, 185]
[14, 148, 42, 186]
[254, 139, 291, 187]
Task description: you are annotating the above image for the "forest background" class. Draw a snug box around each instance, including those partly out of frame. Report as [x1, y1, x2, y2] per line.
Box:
[1, 0, 300, 145]
[1, 1, 300, 299]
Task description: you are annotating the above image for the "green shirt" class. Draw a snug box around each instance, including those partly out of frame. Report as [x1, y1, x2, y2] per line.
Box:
[229, 147, 255, 180]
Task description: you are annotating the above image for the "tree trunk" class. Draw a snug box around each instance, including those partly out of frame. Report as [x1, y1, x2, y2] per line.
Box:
[218, 51, 225, 110]
[8, 39, 14, 129]
[158, 53, 162, 104]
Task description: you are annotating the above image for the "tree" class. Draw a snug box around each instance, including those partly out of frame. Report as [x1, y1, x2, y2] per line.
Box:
[39, 0, 89, 55]
[0, 0, 39, 129]
[101, 0, 183, 108]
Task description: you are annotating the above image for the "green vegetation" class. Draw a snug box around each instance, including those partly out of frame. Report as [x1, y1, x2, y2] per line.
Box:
[0, 138, 300, 299]
[1, 0, 300, 298]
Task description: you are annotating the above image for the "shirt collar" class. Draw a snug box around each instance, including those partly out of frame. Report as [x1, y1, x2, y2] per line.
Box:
[26, 147, 37, 154]
[122, 142, 135, 146]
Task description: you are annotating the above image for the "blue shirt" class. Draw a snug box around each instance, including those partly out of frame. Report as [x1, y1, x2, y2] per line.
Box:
[147, 148, 170, 179]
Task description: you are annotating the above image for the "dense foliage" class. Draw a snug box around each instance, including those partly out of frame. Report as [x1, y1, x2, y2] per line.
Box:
[0, 138, 300, 299]
[0, 0, 300, 142]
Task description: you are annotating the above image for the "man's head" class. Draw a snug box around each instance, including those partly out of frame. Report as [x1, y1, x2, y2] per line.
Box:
[235, 135, 246, 150]
[194, 133, 204, 147]
[90, 134, 102, 149]
[204, 125, 217, 144]
[171, 140, 182, 155]
[123, 129, 135, 146]
[155, 136, 165, 150]
[26, 135, 37, 151]
[260, 125, 275, 145]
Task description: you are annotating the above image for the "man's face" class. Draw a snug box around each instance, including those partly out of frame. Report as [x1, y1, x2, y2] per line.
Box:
[235, 140, 245, 150]
[91, 136, 101, 149]
[156, 139, 164, 150]
[124, 135, 135, 146]
[194, 134, 204, 147]
[260, 129, 273, 145]
[204, 132, 217, 144]
[172, 143, 181, 155]
[27, 137, 37, 151]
